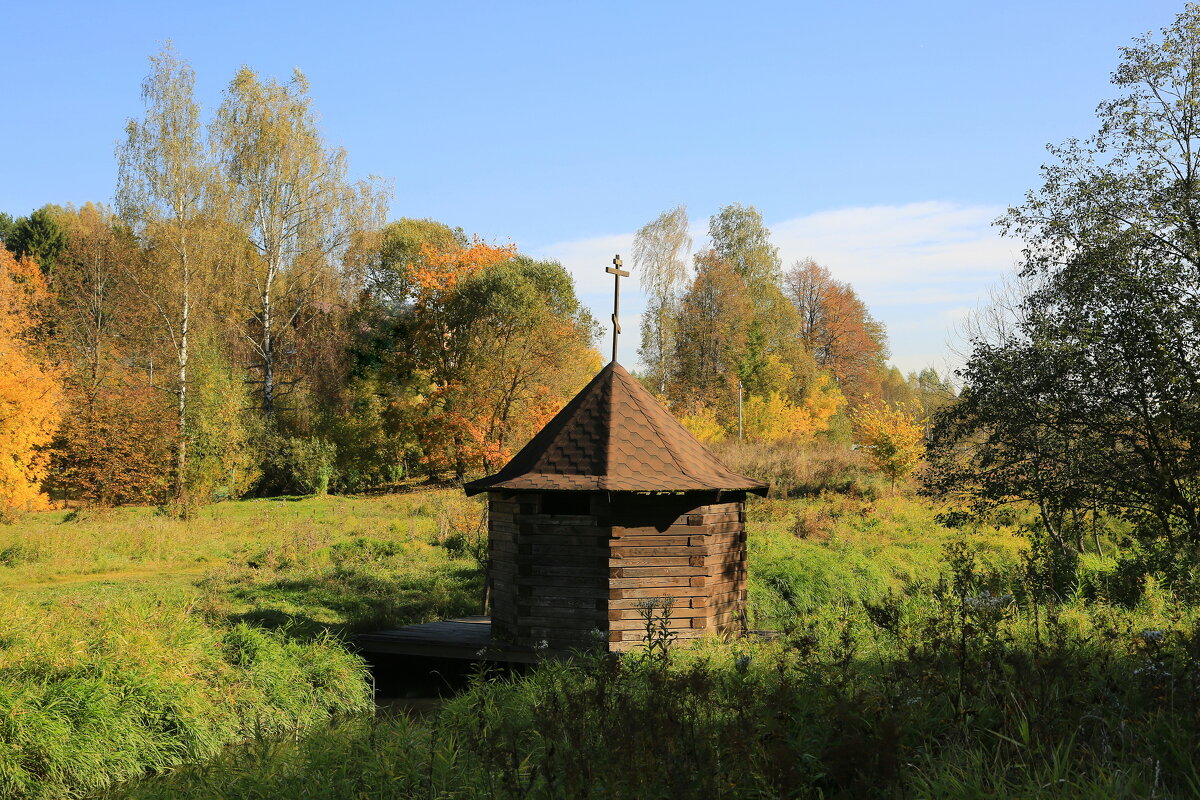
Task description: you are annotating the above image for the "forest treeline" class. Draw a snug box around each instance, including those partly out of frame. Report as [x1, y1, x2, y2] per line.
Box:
[0, 46, 948, 519]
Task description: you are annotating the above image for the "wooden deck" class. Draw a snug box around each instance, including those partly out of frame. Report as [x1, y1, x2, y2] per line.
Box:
[354, 616, 571, 663]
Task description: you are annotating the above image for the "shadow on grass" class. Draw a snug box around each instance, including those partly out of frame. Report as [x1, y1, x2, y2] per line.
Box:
[218, 564, 485, 640]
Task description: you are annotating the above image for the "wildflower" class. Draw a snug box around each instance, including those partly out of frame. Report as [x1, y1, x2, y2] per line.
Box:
[734, 655, 751, 673]
[1140, 629, 1165, 643]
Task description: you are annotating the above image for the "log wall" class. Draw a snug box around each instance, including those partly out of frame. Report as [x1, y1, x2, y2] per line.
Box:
[486, 490, 748, 652]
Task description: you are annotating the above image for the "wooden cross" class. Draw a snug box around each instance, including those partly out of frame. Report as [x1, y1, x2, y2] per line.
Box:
[606, 254, 629, 364]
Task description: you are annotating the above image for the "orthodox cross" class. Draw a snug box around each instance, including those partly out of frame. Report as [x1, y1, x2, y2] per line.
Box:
[606, 254, 629, 364]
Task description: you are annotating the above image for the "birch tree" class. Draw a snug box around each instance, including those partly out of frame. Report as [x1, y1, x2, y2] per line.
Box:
[116, 44, 215, 503]
[633, 205, 691, 394]
[213, 67, 387, 418]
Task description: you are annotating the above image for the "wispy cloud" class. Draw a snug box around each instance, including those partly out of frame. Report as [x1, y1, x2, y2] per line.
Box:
[533, 201, 1021, 376]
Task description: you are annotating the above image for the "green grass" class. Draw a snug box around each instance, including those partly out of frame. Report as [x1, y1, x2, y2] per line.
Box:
[0, 488, 489, 799]
[4, 487, 1196, 799]
[747, 492, 1025, 627]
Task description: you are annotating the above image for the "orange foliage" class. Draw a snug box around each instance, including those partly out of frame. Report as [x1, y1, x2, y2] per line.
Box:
[53, 383, 174, 506]
[785, 259, 887, 406]
[0, 251, 62, 517]
[410, 238, 516, 309]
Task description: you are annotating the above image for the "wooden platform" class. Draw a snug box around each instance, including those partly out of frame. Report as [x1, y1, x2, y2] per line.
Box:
[354, 616, 571, 663]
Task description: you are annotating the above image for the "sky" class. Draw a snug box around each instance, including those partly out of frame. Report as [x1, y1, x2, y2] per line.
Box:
[1, 1, 1189, 375]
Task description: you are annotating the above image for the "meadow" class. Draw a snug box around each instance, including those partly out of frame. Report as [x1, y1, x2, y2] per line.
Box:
[2, 487, 1197, 798]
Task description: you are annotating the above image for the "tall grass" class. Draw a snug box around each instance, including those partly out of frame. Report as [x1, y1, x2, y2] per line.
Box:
[0, 597, 372, 798]
[0, 488, 487, 798]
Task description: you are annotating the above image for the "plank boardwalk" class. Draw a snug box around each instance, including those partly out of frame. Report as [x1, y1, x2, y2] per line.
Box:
[354, 616, 570, 663]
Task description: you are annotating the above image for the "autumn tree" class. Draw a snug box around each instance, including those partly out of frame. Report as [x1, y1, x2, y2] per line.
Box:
[396, 238, 597, 476]
[116, 44, 217, 504]
[633, 205, 691, 393]
[855, 401, 925, 492]
[213, 66, 387, 419]
[784, 258, 888, 406]
[709, 203, 781, 291]
[743, 379, 845, 443]
[671, 250, 750, 416]
[46, 203, 177, 505]
[0, 251, 61, 518]
[707, 205, 815, 400]
[367, 218, 466, 309]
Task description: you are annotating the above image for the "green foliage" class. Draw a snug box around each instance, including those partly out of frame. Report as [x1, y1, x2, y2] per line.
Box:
[4, 206, 68, 274]
[258, 434, 337, 496]
[0, 212, 15, 245]
[185, 340, 262, 503]
[931, 6, 1200, 551]
[10, 489, 1200, 798]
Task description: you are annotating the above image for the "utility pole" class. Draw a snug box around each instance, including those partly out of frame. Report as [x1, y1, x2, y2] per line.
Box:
[738, 380, 743, 442]
[605, 254, 629, 364]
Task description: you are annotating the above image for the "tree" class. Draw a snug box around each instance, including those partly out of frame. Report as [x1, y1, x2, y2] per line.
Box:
[367, 217, 466, 309]
[5, 207, 68, 276]
[708, 203, 780, 291]
[116, 44, 216, 505]
[633, 205, 691, 393]
[45, 203, 178, 506]
[213, 66, 388, 419]
[671, 250, 750, 414]
[855, 402, 924, 492]
[930, 6, 1200, 550]
[707, 204, 814, 401]
[398, 239, 598, 476]
[784, 258, 888, 406]
[743, 380, 844, 443]
[0, 251, 61, 518]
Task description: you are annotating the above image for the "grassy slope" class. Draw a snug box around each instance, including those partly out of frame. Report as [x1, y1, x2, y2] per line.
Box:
[0, 490, 488, 799]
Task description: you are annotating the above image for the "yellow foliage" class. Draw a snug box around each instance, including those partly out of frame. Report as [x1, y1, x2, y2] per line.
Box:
[0, 252, 62, 518]
[743, 374, 845, 443]
[854, 401, 926, 490]
[679, 404, 726, 444]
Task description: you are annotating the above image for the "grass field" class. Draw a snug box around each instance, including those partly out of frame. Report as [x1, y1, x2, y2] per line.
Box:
[0, 490, 488, 799]
[4, 488, 1198, 798]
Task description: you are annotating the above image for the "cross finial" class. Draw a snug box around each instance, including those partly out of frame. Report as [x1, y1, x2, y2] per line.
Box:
[605, 254, 629, 364]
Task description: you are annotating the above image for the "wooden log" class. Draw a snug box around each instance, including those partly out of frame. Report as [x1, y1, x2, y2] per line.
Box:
[519, 533, 609, 546]
[518, 595, 606, 610]
[611, 586, 709, 600]
[516, 518, 604, 531]
[609, 616, 698, 631]
[518, 577, 608, 590]
[608, 576, 697, 589]
[609, 565, 708, 579]
[520, 544, 610, 558]
[516, 554, 609, 568]
[523, 564, 607, 578]
[605, 556, 692, 568]
[607, 606, 708, 620]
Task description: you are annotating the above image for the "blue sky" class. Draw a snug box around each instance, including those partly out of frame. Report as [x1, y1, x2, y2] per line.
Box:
[1, 1, 1187, 374]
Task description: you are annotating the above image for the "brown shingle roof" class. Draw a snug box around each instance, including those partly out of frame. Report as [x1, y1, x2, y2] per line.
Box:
[463, 362, 768, 496]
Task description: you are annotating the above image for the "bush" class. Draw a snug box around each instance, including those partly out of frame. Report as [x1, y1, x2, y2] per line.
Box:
[258, 434, 337, 496]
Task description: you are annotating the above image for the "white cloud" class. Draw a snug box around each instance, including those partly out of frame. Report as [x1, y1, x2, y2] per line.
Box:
[533, 201, 1020, 375]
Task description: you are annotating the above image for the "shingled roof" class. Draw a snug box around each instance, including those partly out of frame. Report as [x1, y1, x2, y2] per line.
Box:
[463, 362, 768, 496]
